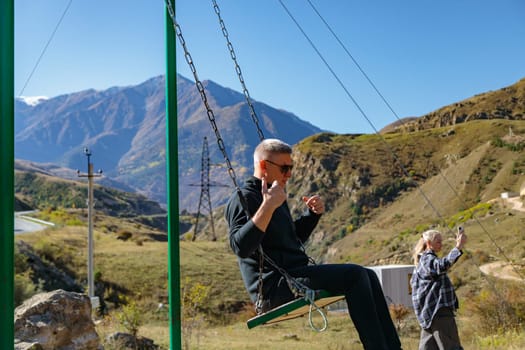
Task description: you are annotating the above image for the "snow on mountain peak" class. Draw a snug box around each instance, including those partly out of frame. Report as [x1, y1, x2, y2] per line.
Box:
[18, 96, 49, 106]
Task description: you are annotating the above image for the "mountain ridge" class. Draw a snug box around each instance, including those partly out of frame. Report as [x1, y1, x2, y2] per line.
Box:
[15, 75, 322, 211]
[15, 75, 525, 214]
[384, 77, 525, 133]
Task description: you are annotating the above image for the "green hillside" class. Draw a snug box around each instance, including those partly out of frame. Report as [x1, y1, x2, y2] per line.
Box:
[13, 112, 525, 348]
[270, 120, 524, 263]
[391, 77, 525, 132]
[15, 170, 166, 224]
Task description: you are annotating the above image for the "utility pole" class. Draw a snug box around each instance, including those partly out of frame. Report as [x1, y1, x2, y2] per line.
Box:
[77, 147, 102, 307]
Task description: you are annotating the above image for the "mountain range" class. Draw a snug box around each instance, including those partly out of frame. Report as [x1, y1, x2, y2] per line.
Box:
[13, 73, 525, 271]
[15, 75, 525, 216]
[12, 76, 525, 349]
[15, 75, 321, 212]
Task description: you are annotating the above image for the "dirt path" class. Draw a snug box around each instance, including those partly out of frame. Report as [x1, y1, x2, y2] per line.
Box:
[478, 196, 524, 282]
[479, 261, 524, 282]
[505, 196, 525, 212]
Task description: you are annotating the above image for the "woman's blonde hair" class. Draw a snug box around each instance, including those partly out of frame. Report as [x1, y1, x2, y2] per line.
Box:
[412, 229, 441, 265]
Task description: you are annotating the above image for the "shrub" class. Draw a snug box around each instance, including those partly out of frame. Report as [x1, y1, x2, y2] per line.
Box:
[472, 249, 491, 265]
[116, 230, 133, 241]
[33, 239, 60, 262]
[14, 246, 29, 273]
[182, 277, 211, 350]
[447, 202, 492, 228]
[466, 280, 525, 334]
[474, 329, 525, 348]
[116, 298, 143, 337]
[414, 224, 430, 233]
[389, 303, 411, 332]
[65, 218, 84, 226]
[14, 274, 43, 306]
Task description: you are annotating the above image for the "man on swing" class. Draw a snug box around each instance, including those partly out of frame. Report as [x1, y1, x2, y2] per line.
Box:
[226, 138, 402, 349]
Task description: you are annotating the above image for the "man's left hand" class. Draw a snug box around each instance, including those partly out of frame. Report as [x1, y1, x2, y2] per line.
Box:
[302, 195, 325, 215]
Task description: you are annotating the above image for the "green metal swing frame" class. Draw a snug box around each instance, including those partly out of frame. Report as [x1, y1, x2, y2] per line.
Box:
[0, 3, 182, 348]
[1, 1, 341, 346]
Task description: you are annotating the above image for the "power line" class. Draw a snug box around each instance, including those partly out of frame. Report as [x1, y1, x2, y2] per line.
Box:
[18, 0, 73, 97]
[298, 0, 524, 281]
[277, 0, 445, 226]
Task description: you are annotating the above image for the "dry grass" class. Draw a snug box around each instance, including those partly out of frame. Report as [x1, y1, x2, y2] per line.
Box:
[17, 219, 525, 349]
[15, 171, 525, 349]
[127, 311, 525, 350]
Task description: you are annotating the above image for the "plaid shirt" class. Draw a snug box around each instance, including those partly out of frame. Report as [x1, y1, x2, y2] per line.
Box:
[411, 247, 463, 329]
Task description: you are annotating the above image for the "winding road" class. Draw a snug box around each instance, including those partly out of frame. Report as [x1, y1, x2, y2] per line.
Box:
[14, 211, 54, 234]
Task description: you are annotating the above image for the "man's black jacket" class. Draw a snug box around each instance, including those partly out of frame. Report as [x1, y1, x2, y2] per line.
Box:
[225, 176, 321, 302]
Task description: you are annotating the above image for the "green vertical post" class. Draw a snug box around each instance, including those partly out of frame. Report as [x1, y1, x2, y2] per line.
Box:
[165, 4, 182, 350]
[0, 0, 15, 347]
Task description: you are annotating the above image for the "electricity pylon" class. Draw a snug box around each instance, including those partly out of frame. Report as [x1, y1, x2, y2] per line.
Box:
[190, 137, 228, 241]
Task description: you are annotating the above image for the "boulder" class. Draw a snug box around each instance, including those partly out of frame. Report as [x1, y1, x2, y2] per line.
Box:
[106, 332, 160, 349]
[14, 289, 100, 350]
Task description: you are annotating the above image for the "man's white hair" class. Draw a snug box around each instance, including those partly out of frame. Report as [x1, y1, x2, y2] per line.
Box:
[253, 138, 292, 165]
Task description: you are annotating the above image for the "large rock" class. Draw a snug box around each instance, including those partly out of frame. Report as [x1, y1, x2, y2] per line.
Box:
[14, 289, 100, 350]
[106, 332, 160, 349]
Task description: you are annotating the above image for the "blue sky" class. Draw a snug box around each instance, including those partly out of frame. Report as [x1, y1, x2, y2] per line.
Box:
[15, 0, 525, 134]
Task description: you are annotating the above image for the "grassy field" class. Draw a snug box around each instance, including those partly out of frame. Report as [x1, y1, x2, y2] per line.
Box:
[103, 307, 525, 350]
[16, 208, 525, 349]
[12, 117, 525, 348]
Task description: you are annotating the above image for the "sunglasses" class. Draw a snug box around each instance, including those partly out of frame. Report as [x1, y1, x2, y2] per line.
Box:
[264, 159, 293, 174]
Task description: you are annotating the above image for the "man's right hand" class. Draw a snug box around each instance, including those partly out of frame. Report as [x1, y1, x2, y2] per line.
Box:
[252, 176, 287, 233]
[261, 176, 287, 210]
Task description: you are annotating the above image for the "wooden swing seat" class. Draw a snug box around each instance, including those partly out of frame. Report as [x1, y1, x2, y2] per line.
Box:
[247, 290, 345, 329]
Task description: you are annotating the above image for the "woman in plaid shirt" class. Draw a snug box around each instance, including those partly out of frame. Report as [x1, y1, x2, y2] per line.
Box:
[410, 228, 467, 350]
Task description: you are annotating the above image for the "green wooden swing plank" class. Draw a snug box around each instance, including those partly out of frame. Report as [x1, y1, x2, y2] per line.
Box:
[247, 290, 345, 329]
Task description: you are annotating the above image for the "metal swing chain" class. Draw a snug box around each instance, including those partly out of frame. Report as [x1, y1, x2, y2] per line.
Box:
[212, 0, 265, 142]
[262, 253, 330, 332]
[165, 0, 267, 312]
[167, 1, 325, 328]
[165, 0, 243, 193]
[212, 0, 286, 314]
